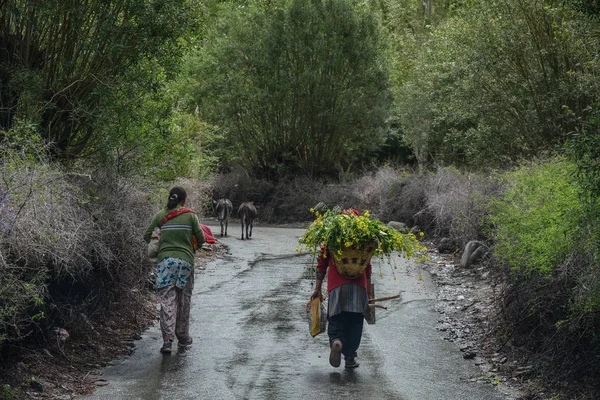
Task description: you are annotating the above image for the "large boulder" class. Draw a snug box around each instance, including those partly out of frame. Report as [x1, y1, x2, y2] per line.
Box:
[461, 241, 489, 268]
[387, 221, 409, 233]
[438, 237, 459, 254]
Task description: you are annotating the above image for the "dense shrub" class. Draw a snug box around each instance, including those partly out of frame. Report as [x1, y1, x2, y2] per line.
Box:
[489, 157, 600, 390]
[0, 161, 150, 351]
[424, 167, 499, 245]
[490, 158, 584, 275]
[0, 151, 211, 354]
[210, 166, 493, 244]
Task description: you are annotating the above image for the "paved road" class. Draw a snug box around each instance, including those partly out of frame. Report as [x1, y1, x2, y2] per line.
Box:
[82, 223, 510, 400]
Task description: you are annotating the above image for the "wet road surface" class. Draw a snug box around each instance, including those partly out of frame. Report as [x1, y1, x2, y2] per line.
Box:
[82, 223, 510, 400]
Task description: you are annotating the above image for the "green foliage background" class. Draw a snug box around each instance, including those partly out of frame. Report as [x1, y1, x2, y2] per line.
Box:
[393, 0, 600, 168]
[184, 0, 391, 179]
[0, 0, 214, 180]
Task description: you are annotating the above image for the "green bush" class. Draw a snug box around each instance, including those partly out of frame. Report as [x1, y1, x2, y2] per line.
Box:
[489, 156, 600, 391]
[0, 384, 19, 400]
[490, 158, 584, 275]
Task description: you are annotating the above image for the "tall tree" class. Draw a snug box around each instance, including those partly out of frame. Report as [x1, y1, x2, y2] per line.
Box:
[0, 0, 198, 160]
[189, 0, 391, 179]
[395, 0, 600, 168]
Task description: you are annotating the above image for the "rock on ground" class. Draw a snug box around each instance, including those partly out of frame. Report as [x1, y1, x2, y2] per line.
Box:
[423, 246, 527, 399]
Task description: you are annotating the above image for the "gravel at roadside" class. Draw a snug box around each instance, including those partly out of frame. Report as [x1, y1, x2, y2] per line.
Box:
[423, 247, 531, 400]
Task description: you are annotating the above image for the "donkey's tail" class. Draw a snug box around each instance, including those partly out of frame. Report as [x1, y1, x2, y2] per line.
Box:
[218, 207, 227, 221]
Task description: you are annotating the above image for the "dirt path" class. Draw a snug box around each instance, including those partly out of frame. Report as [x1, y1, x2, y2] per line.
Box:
[0, 223, 528, 399]
[422, 249, 526, 398]
[79, 224, 516, 400]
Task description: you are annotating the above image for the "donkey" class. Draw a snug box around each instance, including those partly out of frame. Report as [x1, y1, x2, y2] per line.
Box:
[238, 202, 257, 240]
[214, 199, 233, 237]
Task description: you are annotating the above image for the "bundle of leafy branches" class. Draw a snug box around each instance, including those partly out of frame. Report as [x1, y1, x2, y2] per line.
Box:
[297, 204, 427, 263]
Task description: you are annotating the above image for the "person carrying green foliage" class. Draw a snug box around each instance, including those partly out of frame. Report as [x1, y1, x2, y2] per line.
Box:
[310, 209, 374, 369]
[143, 187, 205, 354]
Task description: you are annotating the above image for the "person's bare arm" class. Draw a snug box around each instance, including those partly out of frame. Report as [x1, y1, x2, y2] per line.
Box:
[312, 247, 328, 299]
[311, 278, 323, 299]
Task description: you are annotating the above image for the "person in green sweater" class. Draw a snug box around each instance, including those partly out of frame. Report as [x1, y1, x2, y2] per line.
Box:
[144, 187, 205, 354]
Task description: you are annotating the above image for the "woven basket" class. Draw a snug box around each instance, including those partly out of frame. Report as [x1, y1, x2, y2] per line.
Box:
[332, 242, 376, 279]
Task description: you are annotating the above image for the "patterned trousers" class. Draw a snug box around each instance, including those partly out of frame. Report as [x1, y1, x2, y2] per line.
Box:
[157, 273, 194, 344]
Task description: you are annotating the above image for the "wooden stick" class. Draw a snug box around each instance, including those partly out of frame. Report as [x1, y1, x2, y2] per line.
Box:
[368, 304, 387, 310]
[368, 294, 400, 303]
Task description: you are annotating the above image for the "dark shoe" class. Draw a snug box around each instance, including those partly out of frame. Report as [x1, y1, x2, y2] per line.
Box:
[160, 343, 172, 354]
[329, 339, 343, 368]
[345, 358, 359, 369]
[178, 337, 193, 348]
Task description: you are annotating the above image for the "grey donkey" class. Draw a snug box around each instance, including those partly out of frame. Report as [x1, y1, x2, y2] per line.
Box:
[238, 202, 257, 240]
[214, 199, 233, 237]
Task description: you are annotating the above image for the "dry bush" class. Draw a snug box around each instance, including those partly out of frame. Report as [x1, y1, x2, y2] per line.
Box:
[210, 166, 496, 246]
[496, 248, 600, 394]
[345, 167, 496, 240]
[263, 168, 420, 224]
[211, 167, 427, 225]
[261, 177, 320, 222]
[392, 175, 430, 228]
[315, 183, 360, 211]
[173, 177, 213, 215]
[265, 177, 364, 222]
[6, 166, 100, 278]
[347, 167, 428, 226]
[210, 169, 275, 219]
[211, 171, 351, 223]
[349, 167, 400, 215]
[0, 161, 159, 349]
[211, 172, 318, 222]
[423, 167, 497, 245]
[318, 167, 494, 242]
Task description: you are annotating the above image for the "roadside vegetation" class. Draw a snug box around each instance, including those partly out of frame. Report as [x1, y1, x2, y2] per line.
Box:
[1, 0, 600, 398]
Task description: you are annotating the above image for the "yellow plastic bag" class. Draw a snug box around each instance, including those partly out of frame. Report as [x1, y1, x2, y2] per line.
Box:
[306, 296, 327, 337]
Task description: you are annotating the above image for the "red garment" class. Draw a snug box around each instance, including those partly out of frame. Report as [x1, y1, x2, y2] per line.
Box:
[161, 208, 216, 244]
[316, 247, 372, 292]
[339, 209, 360, 217]
[200, 224, 216, 244]
[160, 207, 196, 225]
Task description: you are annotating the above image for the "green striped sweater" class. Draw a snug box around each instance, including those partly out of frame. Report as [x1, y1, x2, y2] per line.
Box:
[143, 206, 205, 265]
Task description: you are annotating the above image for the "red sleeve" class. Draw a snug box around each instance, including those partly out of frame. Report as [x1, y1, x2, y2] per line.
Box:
[366, 262, 372, 279]
[316, 246, 330, 275]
